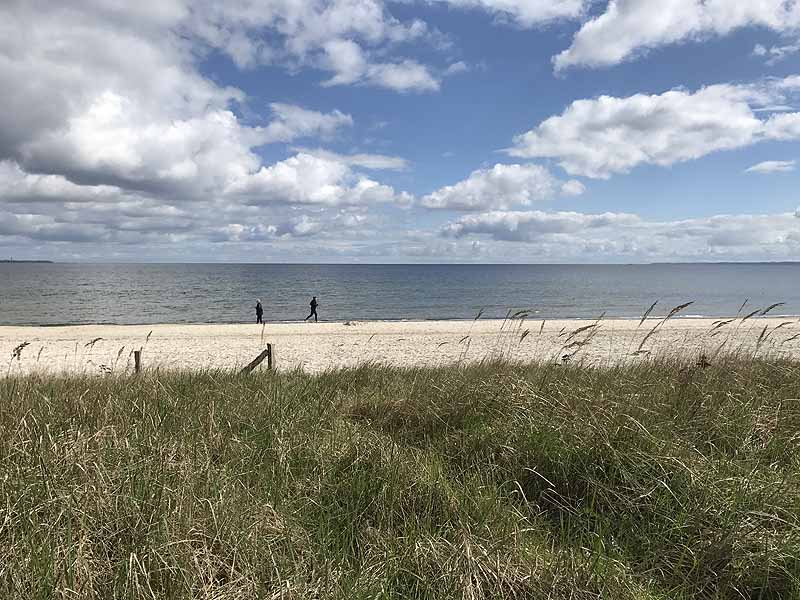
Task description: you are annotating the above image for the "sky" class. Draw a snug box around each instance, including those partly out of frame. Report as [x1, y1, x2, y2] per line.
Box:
[1, 0, 800, 263]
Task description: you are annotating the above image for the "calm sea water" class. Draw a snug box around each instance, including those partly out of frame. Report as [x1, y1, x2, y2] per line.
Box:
[1, 263, 798, 326]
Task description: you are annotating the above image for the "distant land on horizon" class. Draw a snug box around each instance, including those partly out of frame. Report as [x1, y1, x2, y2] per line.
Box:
[1, 259, 54, 263]
[2, 260, 800, 266]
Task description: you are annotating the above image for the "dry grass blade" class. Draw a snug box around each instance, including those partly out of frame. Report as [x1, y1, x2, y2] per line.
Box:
[11, 341, 30, 361]
[539, 321, 545, 335]
[565, 324, 598, 344]
[473, 309, 485, 322]
[84, 337, 103, 348]
[519, 329, 530, 343]
[765, 321, 794, 340]
[755, 325, 770, 351]
[636, 328, 658, 353]
[737, 298, 749, 316]
[664, 301, 694, 320]
[710, 319, 735, 337]
[564, 339, 590, 350]
[781, 333, 800, 345]
[760, 302, 786, 316]
[741, 309, 760, 322]
[639, 301, 659, 327]
[637, 301, 694, 352]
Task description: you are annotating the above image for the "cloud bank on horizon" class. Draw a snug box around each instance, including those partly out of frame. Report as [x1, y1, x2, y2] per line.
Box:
[1, 0, 799, 262]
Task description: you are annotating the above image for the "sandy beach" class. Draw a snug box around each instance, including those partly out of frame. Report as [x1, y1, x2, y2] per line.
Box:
[2, 317, 799, 376]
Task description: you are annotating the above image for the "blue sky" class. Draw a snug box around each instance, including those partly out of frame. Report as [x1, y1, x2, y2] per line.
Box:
[1, 0, 799, 262]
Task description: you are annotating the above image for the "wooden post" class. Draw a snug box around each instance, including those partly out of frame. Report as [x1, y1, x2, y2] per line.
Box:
[241, 344, 275, 374]
[134, 350, 141, 374]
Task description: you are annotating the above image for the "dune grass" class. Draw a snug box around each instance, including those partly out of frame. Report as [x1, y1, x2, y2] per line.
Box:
[1, 358, 799, 599]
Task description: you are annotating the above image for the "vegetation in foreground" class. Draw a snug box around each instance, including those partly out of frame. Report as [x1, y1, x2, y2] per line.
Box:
[1, 358, 799, 599]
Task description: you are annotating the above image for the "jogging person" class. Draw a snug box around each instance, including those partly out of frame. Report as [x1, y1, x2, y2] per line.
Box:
[304, 296, 318, 322]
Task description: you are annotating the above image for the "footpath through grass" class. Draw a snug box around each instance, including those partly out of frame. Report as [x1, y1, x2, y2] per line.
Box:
[1, 359, 799, 599]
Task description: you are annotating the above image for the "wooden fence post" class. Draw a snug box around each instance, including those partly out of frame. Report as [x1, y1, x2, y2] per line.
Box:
[134, 350, 141, 374]
[241, 344, 275, 374]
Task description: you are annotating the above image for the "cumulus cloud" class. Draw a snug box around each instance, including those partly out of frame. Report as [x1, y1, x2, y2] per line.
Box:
[226, 153, 412, 206]
[433, 0, 589, 28]
[0, 0, 418, 255]
[184, 0, 444, 91]
[260, 104, 353, 144]
[555, 0, 800, 71]
[443, 210, 800, 260]
[365, 60, 441, 92]
[0, 161, 123, 204]
[420, 163, 584, 210]
[745, 160, 796, 174]
[320, 39, 439, 92]
[509, 77, 800, 178]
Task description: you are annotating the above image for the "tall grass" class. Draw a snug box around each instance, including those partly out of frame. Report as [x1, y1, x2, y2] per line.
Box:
[1, 357, 798, 599]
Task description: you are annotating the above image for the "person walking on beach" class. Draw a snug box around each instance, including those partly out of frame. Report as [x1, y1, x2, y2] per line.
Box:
[304, 296, 318, 322]
[255, 299, 263, 324]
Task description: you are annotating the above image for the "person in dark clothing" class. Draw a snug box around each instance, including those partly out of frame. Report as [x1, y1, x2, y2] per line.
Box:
[304, 296, 318, 322]
[255, 299, 263, 324]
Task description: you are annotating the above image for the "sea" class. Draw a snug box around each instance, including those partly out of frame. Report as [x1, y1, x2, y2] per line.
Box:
[1, 263, 798, 326]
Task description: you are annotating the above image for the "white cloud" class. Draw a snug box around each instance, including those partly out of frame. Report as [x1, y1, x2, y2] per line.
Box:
[753, 41, 800, 65]
[555, 0, 800, 72]
[292, 148, 409, 170]
[561, 179, 586, 196]
[763, 112, 800, 140]
[420, 163, 584, 210]
[366, 60, 440, 92]
[433, 0, 589, 27]
[188, 1, 442, 92]
[745, 160, 796, 174]
[226, 153, 412, 206]
[443, 210, 640, 241]
[0, 161, 123, 204]
[444, 61, 470, 76]
[0, 1, 416, 249]
[17, 92, 264, 196]
[443, 210, 800, 260]
[261, 104, 353, 144]
[320, 39, 440, 92]
[509, 77, 800, 178]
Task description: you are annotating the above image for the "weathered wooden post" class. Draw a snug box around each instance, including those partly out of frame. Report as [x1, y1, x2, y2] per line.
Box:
[240, 344, 275, 374]
[134, 350, 141, 374]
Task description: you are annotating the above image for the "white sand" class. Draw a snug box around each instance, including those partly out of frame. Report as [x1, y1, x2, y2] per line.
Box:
[2, 317, 799, 376]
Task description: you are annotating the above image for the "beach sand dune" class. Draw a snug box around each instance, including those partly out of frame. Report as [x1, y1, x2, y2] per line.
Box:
[2, 318, 799, 376]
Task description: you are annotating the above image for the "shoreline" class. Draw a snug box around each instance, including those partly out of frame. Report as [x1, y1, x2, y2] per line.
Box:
[3, 318, 799, 375]
[4, 313, 800, 328]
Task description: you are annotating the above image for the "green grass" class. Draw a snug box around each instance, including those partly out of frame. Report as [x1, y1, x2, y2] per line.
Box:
[1, 358, 799, 599]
